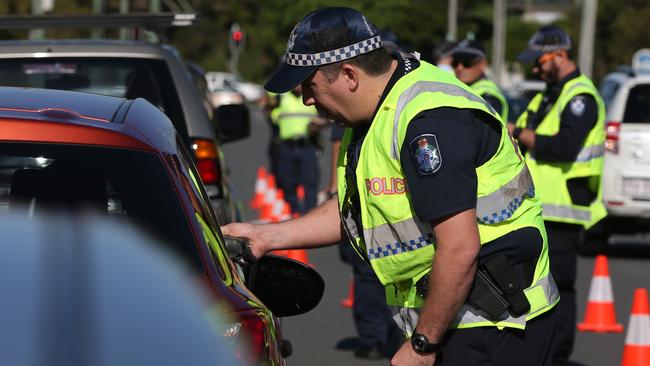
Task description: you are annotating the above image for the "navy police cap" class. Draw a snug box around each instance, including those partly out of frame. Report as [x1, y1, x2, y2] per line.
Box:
[517, 25, 572, 63]
[265, 7, 384, 94]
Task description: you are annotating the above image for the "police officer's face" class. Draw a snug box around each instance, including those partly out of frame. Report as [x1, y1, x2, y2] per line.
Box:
[453, 57, 486, 84]
[301, 69, 352, 125]
[533, 52, 560, 83]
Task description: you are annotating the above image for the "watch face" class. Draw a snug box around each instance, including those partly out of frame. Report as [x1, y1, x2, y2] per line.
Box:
[412, 335, 427, 352]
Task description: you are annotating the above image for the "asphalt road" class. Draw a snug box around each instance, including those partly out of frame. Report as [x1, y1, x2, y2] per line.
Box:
[222, 105, 650, 366]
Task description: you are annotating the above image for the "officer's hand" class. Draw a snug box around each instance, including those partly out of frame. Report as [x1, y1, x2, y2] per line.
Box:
[507, 122, 516, 135]
[391, 342, 436, 366]
[221, 222, 268, 259]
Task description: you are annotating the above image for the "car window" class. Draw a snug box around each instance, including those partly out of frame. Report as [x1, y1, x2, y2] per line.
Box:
[623, 83, 650, 123]
[0, 143, 204, 274]
[0, 58, 188, 141]
[599, 79, 621, 109]
[172, 136, 234, 282]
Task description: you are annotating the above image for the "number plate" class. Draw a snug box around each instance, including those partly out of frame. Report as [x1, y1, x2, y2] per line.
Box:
[622, 178, 650, 198]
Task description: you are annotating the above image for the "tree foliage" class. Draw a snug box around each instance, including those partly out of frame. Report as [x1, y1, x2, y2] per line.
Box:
[1, 0, 648, 83]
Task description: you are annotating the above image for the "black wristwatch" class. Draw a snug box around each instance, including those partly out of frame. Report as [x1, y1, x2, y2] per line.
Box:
[411, 330, 440, 354]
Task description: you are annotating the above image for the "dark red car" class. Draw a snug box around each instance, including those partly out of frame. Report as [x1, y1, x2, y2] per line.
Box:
[0, 86, 323, 365]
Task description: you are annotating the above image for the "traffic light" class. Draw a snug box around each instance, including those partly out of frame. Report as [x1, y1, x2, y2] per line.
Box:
[229, 23, 245, 52]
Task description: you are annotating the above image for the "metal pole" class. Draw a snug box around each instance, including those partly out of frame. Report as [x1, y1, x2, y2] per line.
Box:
[447, 0, 457, 41]
[492, 0, 506, 86]
[92, 0, 104, 39]
[119, 0, 130, 40]
[578, 0, 598, 78]
[29, 0, 45, 40]
[150, 0, 161, 13]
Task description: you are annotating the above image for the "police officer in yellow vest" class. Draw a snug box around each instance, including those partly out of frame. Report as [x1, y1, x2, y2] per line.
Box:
[451, 39, 509, 123]
[512, 26, 606, 366]
[224, 7, 559, 365]
[271, 86, 326, 214]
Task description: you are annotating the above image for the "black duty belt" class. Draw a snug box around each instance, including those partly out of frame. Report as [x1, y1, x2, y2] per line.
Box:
[280, 138, 311, 147]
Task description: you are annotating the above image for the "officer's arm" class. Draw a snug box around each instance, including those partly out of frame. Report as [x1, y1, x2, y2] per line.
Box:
[221, 198, 343, 258]
[415, 209, 480, 344]
[515, 94, 597, 160]
[533, 94, 598, 162]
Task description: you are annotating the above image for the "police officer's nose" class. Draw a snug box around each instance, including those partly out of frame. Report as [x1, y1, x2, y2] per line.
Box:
[302, 90, 315, 106]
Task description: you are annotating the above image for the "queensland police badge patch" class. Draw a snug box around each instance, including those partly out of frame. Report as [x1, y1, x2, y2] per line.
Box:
[409, 134, 442, 176]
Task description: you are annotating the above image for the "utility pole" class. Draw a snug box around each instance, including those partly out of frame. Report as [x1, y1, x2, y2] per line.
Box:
[29, 0, 45, 40]
[578, 0, 598, 78]
[492, 0, 506, 86]
[150, 0, 160, 12]
[447, 0, 458, 40]
[92, 0, 104, 39]
[119, 0, 130, 40]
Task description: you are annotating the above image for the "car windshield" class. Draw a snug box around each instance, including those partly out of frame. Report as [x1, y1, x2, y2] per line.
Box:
[0, 143, 204, 274]
[623, 83, 650, 123]
[0, 57, 188, 140]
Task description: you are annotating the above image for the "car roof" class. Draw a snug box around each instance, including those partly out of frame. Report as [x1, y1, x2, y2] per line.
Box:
[0, 39, 171, 59]
[0, 86, 177, 153]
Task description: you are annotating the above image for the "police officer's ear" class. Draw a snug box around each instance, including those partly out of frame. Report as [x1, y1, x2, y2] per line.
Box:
[340, 63, 360, 92]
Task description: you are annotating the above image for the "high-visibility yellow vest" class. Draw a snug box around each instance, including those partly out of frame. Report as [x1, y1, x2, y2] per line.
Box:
[515, 74, 606, 229]
[270, 91, 317, 140]
[336, 61, 558, 333]
[471, 78, 509, 123]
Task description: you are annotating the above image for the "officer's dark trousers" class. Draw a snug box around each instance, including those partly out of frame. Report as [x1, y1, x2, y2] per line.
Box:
[339, 243, 401, 356]
[436, 307, 558, 365]
[545, 221, 582, 366]
[275, 141, 319, 214]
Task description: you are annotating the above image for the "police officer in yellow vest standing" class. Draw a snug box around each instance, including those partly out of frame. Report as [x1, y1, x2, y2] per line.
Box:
[512, 26, 607, 366]
[271, 86, 327, 214]
[224, 7, 559, 365]
[451, 39, 509, 123]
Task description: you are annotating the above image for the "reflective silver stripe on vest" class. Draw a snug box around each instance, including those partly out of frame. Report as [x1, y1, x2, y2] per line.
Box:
[391, 81, 497, 159]
[576, 144, 605, 162]
[476, 166, 535, 224]
[362, 218, 434, 260]
[389, 273, 559, 334]
[542, 203, 591, 222]
[277, 112, 317, 119]
[341, 207, 361, 240]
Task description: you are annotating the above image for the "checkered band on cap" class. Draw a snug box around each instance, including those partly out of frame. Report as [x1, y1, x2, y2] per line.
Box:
[528, 33, 571, 53]
[286, 35, 383, 67]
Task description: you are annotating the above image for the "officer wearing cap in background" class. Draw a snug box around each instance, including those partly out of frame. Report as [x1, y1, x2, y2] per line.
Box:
[270, 85, 327, 214]
[432, 40, 457, 74]
[452, 39, 509, 123]
[224, 7, 559, 365]
[512, 25, 606, 366]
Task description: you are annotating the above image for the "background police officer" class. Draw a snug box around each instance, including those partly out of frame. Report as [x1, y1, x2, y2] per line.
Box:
[451, 39, 509, 123]
[224, 7, 559, 366]
[271, 86, 327, 214]
[512, 25, 607, 366]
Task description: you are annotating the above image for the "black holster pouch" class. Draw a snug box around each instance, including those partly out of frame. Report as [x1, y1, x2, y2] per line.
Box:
[467, 254, 530, 321]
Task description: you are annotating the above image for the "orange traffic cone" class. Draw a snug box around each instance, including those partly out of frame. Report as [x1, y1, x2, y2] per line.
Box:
[271, 189, 286, 223]
[297, 184, 305, 202]
[250, 167, 267, 209]
[578, 255, 624, 333]
[286, 249, 312, 267]
[340, 275, 354, 308]
[621, 288, 650, 366]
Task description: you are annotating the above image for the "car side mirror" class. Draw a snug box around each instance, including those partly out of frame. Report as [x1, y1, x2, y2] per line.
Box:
[247, 255, 324, 317]
[213, 104, 250, 143]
